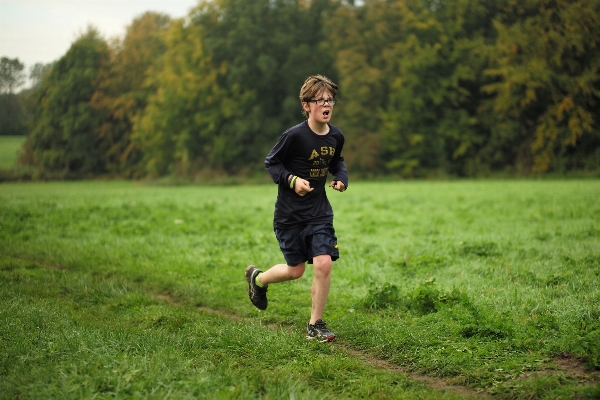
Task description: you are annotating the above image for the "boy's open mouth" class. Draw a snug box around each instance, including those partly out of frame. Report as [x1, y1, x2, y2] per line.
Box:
[323, 110, 330, 117]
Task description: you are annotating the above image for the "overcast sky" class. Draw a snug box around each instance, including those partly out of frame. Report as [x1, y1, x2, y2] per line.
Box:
[1, 0, 197, 71]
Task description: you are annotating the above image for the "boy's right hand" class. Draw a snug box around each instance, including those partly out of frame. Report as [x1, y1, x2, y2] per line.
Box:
[295, 177, 314, 196]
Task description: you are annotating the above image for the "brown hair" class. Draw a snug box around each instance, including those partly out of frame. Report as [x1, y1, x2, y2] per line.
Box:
[299, 75, 338, 118]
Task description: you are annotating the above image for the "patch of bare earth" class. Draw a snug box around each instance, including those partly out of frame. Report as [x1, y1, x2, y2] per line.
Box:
[345, 348, 488, 398]
[517, 353, 600, 385]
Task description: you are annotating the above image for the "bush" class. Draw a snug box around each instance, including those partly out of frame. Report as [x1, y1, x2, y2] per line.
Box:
[360, 278, 470, 315]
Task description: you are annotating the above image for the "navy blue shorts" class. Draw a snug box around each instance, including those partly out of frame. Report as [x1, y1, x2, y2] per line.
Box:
[275, 223, 339, 266]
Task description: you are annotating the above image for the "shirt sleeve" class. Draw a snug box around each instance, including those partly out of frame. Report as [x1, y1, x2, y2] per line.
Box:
[264, 131, 293, 186]
[329, 134, 349, 189]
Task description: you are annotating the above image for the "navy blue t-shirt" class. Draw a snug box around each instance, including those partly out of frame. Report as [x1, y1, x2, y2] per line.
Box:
[265, 121, 348, 229]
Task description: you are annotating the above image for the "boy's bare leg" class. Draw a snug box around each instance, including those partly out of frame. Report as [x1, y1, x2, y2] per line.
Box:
[310, 254, 332, 324]
[258, 263, 305, 285]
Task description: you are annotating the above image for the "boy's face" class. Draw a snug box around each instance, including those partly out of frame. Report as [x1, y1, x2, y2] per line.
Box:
[302, 89, 335, 125]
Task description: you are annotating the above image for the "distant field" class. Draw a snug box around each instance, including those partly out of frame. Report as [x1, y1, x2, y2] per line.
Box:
[1, 180, 599, 399]
[0, 135, 26, 169]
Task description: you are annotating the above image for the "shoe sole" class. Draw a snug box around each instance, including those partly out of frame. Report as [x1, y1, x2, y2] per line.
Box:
[244, 265, 254, 285]
[306, 334, 336, 343]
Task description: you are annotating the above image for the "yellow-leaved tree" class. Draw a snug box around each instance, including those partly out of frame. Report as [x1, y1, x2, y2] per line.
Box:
[133, 18, 228, 177]
[91, 12, 171, 178]
[482, 0, 600, 173]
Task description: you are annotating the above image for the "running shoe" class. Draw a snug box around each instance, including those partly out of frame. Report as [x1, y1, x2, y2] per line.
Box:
[245, 265, 268, 310]
[306, 319, 336, 342]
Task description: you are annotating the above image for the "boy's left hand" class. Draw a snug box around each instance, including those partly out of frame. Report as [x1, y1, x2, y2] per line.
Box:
[329, 180, 346, 192]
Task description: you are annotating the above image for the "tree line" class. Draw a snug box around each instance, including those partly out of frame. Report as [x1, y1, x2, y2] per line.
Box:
[6, 0, 600, 178]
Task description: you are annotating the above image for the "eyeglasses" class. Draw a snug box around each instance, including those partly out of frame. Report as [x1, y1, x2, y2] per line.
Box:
[307, 98, 337, 106]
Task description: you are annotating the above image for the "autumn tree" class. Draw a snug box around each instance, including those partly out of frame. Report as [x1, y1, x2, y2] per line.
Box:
[133, 18, 226, 177]
[481, 0, 600, 173]
[328, 0, 499, 177]
[328, 1, 395, 173]
[91, 12, 171, 177]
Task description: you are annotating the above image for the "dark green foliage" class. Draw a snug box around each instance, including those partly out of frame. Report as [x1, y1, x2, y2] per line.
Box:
[460, 310, 514, 341]
[27, 27, 110, 178]
[0, 94, 27, 136]
[361, 282, 403, 310]
[361, 278, 469, 315]
[568, 317, 600, 369]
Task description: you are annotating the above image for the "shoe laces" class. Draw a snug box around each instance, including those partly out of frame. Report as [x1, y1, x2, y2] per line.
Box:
[253, 283, 267, 295]
[314, 319, 327, 330]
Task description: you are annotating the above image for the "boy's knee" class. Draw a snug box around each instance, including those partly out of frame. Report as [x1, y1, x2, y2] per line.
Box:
[313, 255, 332, 275]
[288, 263, 305, 279]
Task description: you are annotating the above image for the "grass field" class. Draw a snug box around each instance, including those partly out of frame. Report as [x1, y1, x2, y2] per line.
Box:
[1, 180, 599, 399]
[0, 135, 26, 169]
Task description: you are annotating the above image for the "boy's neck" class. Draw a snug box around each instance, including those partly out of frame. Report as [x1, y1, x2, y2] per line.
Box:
[307, 118, 329, 135]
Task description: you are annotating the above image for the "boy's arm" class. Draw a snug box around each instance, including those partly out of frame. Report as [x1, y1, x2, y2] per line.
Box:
[329, 160, 348, 192]
[328, 136, 349, 190]
[264, 133, 292, 185]
[265, 133, 314, 196]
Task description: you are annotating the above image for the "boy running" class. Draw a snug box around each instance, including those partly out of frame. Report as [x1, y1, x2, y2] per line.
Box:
[245, 75, 348, 342]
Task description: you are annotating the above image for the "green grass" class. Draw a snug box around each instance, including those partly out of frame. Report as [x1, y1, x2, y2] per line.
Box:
[1, 180, 599, 399]
[0, 135, 26, 169]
